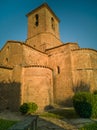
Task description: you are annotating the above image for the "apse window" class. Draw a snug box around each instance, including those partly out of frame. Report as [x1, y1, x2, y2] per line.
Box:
[35, 14, 39, 27]
[57, 66, 60, 74]
[6, 58, 8, 62]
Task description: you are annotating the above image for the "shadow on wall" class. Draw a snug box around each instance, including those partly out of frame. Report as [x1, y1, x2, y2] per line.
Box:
[56, 81, 90, 107]
[0, 81, 21, 111]
[59, 97, 73, 107]
[72, 81, 90, 93]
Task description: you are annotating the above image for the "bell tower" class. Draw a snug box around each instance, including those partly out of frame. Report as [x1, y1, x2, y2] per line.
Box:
[26, 3, 62, 52]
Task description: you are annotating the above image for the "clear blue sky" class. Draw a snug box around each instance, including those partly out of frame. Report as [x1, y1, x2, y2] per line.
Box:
[0, 0, 97, 50]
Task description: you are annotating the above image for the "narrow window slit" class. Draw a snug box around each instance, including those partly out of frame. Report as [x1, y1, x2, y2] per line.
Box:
[57, 66, 60, 74]
[35, 14, 39, 27]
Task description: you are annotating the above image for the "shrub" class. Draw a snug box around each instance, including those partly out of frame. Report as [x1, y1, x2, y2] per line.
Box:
[73, 92, 92, 118]
[27, 102, 38, 113]
[93, 90, 97, 95]
[19, 103, 28, 114]
[73, 92, 97, 118]
[19, 102, 38, 114]
[91, 95, 97, 118]
[72, 81, 90, 93]
[44, 105, 54, 111]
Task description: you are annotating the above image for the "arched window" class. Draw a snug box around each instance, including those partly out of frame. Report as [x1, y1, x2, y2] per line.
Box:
[51, 17, 55, 30]
[5, 58, 8, 64]
[6, 58, 8, 62]
[35, 14, 39, 27]
[57, 66, 60, 74]
[7, 46, 9, 50]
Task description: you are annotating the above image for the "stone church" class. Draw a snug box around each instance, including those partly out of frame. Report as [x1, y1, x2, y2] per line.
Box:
[0, 3, 97, 111]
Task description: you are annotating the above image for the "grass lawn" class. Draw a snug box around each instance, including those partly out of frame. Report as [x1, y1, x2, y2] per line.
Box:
[40, 107, 97, 130]
[0, 119, 17, 130]
[79, 122, 97, 130]
[40, 107, 79, 119]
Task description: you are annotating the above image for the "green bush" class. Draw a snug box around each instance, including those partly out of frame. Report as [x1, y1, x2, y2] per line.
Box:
[19, 102, 38, 114]
[73, 92, 97, 118]
[27, 102, 38, 113]
[73, 92, 92, 118]
[91, 95, 97, 118]
[93, 90, 97, 95]
[19, 103, 29, 114]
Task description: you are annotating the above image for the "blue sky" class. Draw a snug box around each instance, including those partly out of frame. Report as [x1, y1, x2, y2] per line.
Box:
[0, 0, 97, 50]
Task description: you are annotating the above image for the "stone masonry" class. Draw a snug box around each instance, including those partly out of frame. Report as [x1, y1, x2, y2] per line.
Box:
[0, 3, 97, 111]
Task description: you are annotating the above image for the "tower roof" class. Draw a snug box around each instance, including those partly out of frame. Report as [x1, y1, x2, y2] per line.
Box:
[26, 3, 60, 22]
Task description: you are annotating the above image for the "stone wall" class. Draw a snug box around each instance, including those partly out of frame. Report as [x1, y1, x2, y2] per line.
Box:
[21, 66, 53, 111]
[71, 49, 97, 92]
[0, 67, 12, 82]
[23, 45, 48, 66]
[26, 33, 62, 52]
[0, 67, 21, 111]
[0, 41, 23, 67]
[45, 7, 60, 39]
[46, 44, 76, 106]
[0, 81, 21, 111]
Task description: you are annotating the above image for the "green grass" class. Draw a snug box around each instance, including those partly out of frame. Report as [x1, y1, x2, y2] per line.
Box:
[0, 119, 17, 130]
[40, 108, 97, 130]
[40, 112, 62, 119]
[79, 122, 97, 130]
[40, 108, 79, 119]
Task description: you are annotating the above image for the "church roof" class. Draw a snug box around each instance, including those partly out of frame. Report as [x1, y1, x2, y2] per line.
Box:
[26, 3, 60, 22]
[0, 40, 47, 55]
